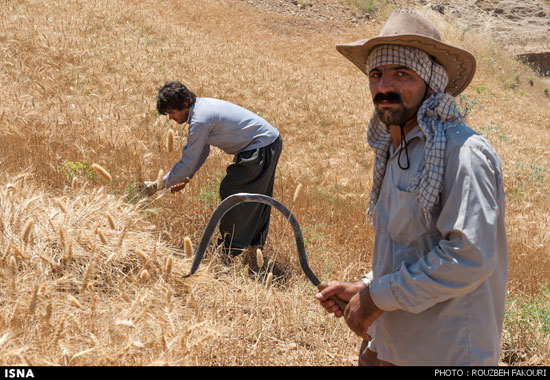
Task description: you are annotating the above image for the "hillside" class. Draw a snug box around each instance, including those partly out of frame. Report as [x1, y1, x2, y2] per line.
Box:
[0, 0, 549, 366]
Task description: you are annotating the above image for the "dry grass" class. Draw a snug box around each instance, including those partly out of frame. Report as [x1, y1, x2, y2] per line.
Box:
[0, 0, 548, 366]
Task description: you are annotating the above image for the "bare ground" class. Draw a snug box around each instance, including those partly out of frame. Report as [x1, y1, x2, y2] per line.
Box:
[239, 0, 550, 54]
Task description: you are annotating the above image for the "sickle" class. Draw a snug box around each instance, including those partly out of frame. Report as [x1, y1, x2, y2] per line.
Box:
[182, 193, 347, 311]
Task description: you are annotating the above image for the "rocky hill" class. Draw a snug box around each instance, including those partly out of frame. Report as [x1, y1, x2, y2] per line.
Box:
[240, 0, 550, 75]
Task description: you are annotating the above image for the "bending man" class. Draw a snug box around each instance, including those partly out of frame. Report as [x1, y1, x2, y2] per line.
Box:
[144, 81, 282, 259]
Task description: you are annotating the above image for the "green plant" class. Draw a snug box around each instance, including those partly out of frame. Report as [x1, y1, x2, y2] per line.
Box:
[196, 173, 224, 208]
[478, 122, 509, 143]
[458, 94, 483, 120]
[528, 164, 547, 184]
[59, 160, 95, 183]
[475, 86, 488, 95]
[348, 0, 377, 14]
[502, 286, 550, 364]
[123, 181, 142, 203]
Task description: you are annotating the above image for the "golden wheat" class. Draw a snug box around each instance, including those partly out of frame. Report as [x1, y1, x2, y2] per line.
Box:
[156, 169, 164, 190]
[165, 254, 173, 276]
[96, 228, 108, 245]
[266, 272, 273, 289]
[71, 176, 78, 190]
[184, 237, 193, 258]
[167, 129, 175, 153]
[293, 183, 303, 203]
[140, 269, 150, 282]
[0, 0, 547, 366]
[91, 164, 112, 183]
[21, 219, 34, 245]
[106, 213, 116, 230]
[256, 248, 264, 269]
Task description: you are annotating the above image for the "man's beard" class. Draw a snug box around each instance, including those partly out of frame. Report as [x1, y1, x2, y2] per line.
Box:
[373, 92, 418, 126]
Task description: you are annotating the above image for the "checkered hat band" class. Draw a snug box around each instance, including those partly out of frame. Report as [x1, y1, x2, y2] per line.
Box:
[366, 45, 449, 93]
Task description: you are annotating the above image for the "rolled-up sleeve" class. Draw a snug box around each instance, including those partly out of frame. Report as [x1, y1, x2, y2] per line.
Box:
[370, 141, 502, 313]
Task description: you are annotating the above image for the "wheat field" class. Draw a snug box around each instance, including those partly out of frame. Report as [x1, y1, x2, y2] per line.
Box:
[0, 0, 549, 366]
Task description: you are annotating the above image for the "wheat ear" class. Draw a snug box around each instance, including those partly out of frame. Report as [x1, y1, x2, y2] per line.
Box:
[91, 163, 112, 182]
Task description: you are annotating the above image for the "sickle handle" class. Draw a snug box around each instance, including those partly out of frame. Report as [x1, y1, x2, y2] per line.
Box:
[317, 282, 348, 312]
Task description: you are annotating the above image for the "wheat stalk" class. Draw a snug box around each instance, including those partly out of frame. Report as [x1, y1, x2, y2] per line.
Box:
[184, 237, 193, 258]
[21, 219, 34, 245]
[91, 163, 112, 182]
[106, 213, 116, 229]
[156, 169, 164, 190]
[96, 228, 108, 245]
[165, 254, 173, 276]
[293, 183, 303, 203]
[256, 248, 264, 268]
[68, 295, 82, 309]
[140, 269, 150, 281]
[265, 272, 273, 289]
[167, 129, 174, 152]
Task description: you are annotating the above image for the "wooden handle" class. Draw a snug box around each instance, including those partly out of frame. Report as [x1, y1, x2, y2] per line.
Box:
[170, 178, 190, 193]
[318, 282, 348, 311]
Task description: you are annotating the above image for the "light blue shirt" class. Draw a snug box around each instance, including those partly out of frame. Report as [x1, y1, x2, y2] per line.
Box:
[366, 123, 508, 365]
[162, 98, 279, 188]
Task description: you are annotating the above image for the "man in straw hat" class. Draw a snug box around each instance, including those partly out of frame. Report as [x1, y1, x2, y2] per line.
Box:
[316, 10, 507, 366]
[142, 81, 282, 260]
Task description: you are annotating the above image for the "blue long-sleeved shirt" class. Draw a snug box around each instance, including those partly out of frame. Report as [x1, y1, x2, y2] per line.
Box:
[366, 122, 508, 365]
[162, 97, 279, 188]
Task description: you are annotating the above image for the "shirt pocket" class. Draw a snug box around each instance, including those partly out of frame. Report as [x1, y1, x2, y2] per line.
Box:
[387, 186, 422, 248]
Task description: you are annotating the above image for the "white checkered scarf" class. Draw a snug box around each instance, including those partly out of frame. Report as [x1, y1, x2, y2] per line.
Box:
[365, 45, 463, 222]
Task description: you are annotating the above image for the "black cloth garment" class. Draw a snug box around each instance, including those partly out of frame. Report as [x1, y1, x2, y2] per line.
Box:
[218, 135, 282, 256]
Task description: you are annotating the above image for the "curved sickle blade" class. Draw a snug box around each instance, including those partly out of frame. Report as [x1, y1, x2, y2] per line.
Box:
[182, 193, 321, 287]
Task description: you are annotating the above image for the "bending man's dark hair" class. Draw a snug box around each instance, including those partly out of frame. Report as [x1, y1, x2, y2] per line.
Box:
[157, 81, 197, 115]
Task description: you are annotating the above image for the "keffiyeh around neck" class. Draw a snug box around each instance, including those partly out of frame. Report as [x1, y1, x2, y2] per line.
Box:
[366, 45, 463, 222]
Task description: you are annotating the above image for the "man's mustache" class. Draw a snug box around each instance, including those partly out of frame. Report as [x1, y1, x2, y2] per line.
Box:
[373, 92, 402, 104]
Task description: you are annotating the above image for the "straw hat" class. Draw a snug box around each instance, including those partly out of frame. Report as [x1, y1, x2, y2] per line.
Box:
[336, 9, 476, 96]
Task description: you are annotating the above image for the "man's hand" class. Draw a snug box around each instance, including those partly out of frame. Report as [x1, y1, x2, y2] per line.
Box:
[316, 281, 384, 341]
[344, 285, 384, 341]
[170, 177, 190, 193]
[316, 280, 365, 317]
[141, 181, 158, 197]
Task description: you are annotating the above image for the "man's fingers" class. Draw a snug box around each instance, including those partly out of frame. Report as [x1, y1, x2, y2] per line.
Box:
[170, 177, 190, 193]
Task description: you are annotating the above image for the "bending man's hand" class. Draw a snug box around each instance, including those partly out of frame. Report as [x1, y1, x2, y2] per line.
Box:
[316, 280, 384, 341]
[141, 181, 158, 197]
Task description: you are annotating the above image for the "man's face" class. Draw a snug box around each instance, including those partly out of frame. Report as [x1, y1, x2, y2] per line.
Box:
[368, 64, 429, 127]
[166, 108, 189, 124]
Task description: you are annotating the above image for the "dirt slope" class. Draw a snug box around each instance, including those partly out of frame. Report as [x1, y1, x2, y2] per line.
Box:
[240, 0, 550, 54]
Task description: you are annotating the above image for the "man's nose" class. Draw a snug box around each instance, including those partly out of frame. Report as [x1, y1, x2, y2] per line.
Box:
[377, 74, 396, 93]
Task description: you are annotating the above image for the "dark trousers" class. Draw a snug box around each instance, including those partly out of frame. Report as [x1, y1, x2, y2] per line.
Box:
[358, 341, 395, 366]
[218, 135, 282, 256]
